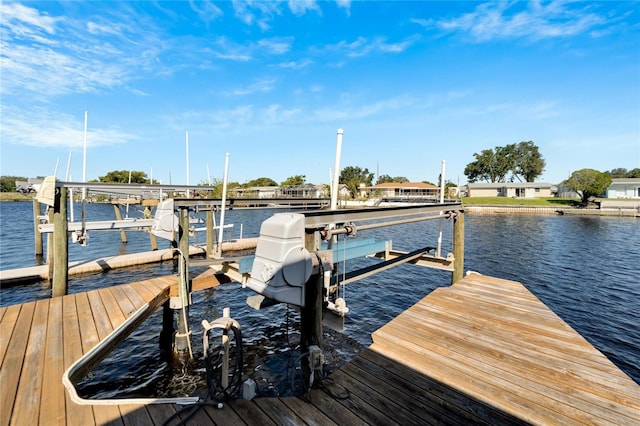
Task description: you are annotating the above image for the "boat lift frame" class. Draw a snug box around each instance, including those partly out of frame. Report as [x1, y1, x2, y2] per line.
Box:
[210, 202, 465, 392]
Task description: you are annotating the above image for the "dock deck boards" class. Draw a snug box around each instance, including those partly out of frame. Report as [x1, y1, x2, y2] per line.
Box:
[1, 274, 639, 425]
[369, 273, 640, 425]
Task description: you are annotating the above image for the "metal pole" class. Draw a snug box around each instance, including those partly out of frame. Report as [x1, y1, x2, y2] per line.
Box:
[330, 129, 343, 211]
[185, 130, 190, 198]
[217, 153, 230, 258]
[437, 160, 446, 257]
[82, 111, 87, 201]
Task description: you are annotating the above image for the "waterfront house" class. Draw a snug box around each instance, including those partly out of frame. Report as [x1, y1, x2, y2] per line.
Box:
[278, 184, 320, 198]
[606, 178, 640, 199]
[366, 182, 440, 201]
[228, 184, 330, 199]
[228, 186, 278, 199]
[466, 182, 555, 198]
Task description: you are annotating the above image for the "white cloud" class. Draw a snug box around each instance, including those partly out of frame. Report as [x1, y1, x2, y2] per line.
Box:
[335, 0, 351, 15]
[430, 1, 608, 42]
[322, 35, 418, 58]
[312, 96, 416, 122]
[258, 38, 293, 54]
[188, 0, 224, 24]
[276, 59, 313, 69]
[0, 4, 167, 97]
[203, 37, 294, 62]
[227, 78, 278, 96]
[288, 0, 321, 17]
[262, 104, 303, 125]
[1, 107, 134, 148]
[0, 3, 60, 38]
[232, 0, 282, 30]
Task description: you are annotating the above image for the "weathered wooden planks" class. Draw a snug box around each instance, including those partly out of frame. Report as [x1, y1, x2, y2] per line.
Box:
[2, 272, 639, 425]
[0, 277, 176, 426]
[370, 273, 640, 425]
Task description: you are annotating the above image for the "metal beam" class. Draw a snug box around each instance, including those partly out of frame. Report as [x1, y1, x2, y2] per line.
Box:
[302, 203, 463, 228]
[369, 250, 455, 272]
[39, 219, 155, 233]
[331, 246, 434, 286]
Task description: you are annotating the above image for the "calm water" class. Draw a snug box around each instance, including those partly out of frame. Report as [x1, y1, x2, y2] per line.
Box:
[1, 201, 638, 397]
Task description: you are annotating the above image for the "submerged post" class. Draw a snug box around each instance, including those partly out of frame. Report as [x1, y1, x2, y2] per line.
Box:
[52, 187, 69, 297]
[451, 208, 465, 284]
[112, 203, 128, 244]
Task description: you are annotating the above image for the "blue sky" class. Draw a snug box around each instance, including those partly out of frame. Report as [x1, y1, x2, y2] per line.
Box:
[1, 1, 638, 187]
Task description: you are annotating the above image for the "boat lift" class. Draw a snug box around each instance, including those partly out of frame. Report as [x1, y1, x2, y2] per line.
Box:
[209, 202, 465, 392]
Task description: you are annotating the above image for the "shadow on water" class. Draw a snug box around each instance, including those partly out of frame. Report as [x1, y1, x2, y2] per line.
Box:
[74, 280, 366, 399]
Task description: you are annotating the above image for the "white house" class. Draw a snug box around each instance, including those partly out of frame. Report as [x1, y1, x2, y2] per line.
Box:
[466, 182, 555, 198]
[228, 186, 278, 198]
[365, 182, 440, 200]
[606, 178, 640, 199]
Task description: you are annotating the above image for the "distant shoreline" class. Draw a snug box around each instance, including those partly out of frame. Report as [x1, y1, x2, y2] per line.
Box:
[2, 193, 638, 217]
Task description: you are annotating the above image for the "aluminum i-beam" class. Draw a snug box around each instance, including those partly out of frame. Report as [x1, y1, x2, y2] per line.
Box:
[301, 203, 463, 228]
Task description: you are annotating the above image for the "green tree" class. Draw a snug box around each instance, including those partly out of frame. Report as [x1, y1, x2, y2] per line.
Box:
[246, 177, 277, 187]
[376, 175, 408, 184]
[605, 168, 628, 178]
[340, 166, 374, 198]
[513, 141, 545, 182]
[0, 176, 26, 192]
[626, 168, 640, 178]
[281, 175, 306, 186]
[464, 146, 515, 183]
[563, 169, 612, 205]
[377, 174, 394, 184]
[98, 170, 149, 183]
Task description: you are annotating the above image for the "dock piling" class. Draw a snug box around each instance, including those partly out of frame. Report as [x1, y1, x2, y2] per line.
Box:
[52, 187, 69, 297]
[172, 206, 192, 358]
[451, 209, 465, 284]
[33, 197, 43, 256]
[112, 204, 128, 244]
[46, 207, 54, 285]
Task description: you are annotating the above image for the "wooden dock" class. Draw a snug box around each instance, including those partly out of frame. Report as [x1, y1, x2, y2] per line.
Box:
[2, 274, 639, 425]
[0, 239, 258, 287]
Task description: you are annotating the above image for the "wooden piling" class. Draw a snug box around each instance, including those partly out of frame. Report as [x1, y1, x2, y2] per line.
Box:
[451, 209, 465, 284]
[46, 207, 54, 286]
[33, 198, 43, 256]
[52, 187, 68, 297]
[206, 207, 214, 258]
[142, 202, 158, 250]
[112, 204, 128, 244]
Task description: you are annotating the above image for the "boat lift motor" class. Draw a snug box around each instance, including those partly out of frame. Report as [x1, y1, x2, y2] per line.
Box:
[246, 213, 313, 307]
[151, 199, 178, 241]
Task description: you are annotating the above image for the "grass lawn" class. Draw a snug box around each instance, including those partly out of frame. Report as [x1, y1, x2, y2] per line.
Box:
[460, 197, 578, 207]
[0, 192, 33, 201]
